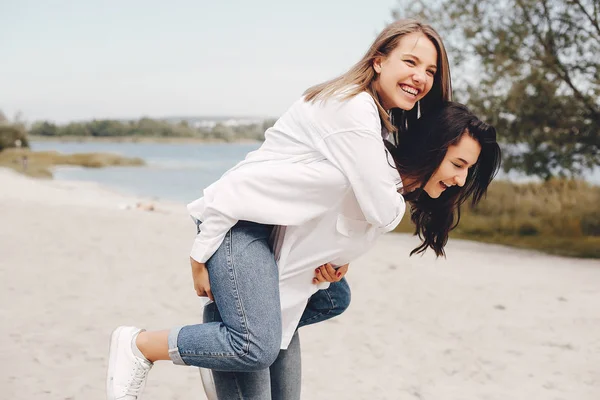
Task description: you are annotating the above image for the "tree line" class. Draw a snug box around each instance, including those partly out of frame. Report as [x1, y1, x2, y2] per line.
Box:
[27, 117, 277, 142]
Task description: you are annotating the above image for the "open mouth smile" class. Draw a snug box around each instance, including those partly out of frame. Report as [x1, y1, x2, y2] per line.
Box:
[400, 84, 419, 97]
[439, 181, 452, 190]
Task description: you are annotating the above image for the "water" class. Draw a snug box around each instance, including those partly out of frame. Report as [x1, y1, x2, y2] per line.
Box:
[31, 140, 600, 203]
[31, 141, 261, 203]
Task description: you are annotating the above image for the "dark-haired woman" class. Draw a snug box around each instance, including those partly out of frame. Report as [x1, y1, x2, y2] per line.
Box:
[386, 101, 502, 256]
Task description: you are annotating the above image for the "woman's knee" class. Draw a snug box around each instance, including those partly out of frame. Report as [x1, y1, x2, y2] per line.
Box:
[242, 334, 282, 371]
[329, 278, 351, 316]
[220, 316, 281, 371]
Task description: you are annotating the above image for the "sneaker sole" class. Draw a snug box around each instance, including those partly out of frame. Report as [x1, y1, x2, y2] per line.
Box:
[107, 326, 127, 400]
[199, 367, 219, 400]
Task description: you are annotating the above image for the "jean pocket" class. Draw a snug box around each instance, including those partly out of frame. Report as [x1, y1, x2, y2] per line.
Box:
[202, 301, 220, 323]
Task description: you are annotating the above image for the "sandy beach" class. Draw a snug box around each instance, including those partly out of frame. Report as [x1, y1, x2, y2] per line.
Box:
[1, 167, 598, 400]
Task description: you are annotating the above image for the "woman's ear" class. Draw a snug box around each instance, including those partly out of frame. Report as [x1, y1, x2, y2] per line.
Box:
[373, 57, 382, 74]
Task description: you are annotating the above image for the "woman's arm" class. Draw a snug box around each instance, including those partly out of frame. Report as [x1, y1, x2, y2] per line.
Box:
[312, 92, 405, 233]
[319, 129, 405, 233]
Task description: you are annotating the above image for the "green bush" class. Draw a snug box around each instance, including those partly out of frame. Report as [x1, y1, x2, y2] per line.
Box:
[0, 148, 144, 178]
[0, 124, 29, 151]
[581, 212, 600, 236]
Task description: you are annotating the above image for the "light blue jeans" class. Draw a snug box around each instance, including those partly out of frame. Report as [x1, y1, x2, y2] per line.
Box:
[204, 279, 351, 400]
[168, 221, 351, 399]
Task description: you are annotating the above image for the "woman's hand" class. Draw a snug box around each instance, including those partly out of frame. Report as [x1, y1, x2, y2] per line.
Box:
[190, 257, 214, 301]
[313, 263, 349, 284]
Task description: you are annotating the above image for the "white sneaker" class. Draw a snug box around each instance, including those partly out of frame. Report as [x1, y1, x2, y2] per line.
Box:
[199, 367, 219, 400]
[107, 326, 153, 400]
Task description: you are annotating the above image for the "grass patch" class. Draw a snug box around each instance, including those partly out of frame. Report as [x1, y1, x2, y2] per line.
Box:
[0, 148, 145, 178]
[395, 179, 600, 259]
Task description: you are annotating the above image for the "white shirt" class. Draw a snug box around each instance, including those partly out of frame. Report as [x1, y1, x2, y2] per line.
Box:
[187, 91, 405, 348]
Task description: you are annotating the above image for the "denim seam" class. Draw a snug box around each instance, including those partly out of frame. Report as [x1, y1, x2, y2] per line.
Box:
[227, 228, 251, 355]
[300, 311, 334, 325]
[299, 289, 337, 325]
[324, 287, 337, 308]
[233, 374, 244, 400]
[180, 352, 243, 358]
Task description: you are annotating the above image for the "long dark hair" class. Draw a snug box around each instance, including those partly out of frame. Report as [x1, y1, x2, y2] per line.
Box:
[386, 102, 502, 257]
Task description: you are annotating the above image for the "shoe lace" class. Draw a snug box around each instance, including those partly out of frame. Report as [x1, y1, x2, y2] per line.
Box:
[126, 362, 149, 397]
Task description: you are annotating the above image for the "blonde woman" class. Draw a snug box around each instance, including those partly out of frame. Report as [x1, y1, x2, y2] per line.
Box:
[107, 19, 452, 400]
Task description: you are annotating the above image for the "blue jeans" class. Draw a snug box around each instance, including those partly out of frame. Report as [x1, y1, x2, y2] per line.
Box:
[205, 279, 351, 400]
[169, 221, 282, 370]
[168, 221, 351, 397]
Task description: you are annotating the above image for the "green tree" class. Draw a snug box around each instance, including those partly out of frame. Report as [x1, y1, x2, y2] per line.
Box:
[393, 0, 600, 179]
[88, 119, 129, 137]
[60, 122, 91, 136]
[262, 119, 277, 133]
[211, 123, 236, 142]
[30, 121, 59, 136]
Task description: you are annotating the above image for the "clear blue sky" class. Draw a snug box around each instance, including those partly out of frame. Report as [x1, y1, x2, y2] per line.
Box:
[1, 0, 402, 123]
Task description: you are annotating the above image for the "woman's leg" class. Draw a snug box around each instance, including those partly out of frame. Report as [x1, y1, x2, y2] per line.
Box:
[203, 304, 302, 400]
[298, 278, 351, 328]
[194, 268, 350, 400]
[107, 222, 283, 399]
[255, 281, 351, 400]
[269, 330, 302, 400]
[202, 301, 273, 400]
[171, 221, 283, 370]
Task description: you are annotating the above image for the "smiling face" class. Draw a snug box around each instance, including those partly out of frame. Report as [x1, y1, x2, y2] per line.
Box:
[423, 133, 482, 199]
[373, 32, 438, 111]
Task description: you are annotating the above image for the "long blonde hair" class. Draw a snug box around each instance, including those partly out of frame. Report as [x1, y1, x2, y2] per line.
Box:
[304, 19, 452, 134]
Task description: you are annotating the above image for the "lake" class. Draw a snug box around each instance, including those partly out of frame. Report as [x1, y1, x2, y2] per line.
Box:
[31, 141, 261, 203]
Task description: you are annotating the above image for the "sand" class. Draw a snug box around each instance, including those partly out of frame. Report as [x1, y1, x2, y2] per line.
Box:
[1, 168, 598, 400]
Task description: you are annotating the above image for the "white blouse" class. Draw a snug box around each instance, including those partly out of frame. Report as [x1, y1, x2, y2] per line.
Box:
[187, 91, 405, 348]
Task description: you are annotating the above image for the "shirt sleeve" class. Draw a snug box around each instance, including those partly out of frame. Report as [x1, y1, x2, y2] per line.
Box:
[189, 202, 238, 263]
[317, 95, 405, 232]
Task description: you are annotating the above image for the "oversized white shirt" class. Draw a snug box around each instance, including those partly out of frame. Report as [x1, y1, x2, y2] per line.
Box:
[187, 91, 405, 348]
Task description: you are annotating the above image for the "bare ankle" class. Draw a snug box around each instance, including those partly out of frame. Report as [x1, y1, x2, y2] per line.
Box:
[135, 330, 170, 362]
[134, 331, 149, 357]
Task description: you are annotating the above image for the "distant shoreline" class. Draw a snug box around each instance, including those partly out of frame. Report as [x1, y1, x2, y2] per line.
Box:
[29, 135, 263, 145]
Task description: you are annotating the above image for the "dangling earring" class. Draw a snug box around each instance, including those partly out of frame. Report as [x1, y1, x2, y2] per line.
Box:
[417, 101, 421, 119]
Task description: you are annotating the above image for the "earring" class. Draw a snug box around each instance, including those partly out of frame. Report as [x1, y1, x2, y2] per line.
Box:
[417, 101, 421, 119]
